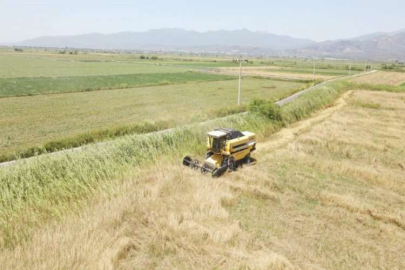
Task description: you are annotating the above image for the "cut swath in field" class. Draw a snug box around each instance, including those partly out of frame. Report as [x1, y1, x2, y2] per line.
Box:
[213, 66, 335, 80]
[226, 90, 405, 269]
[351, 71, 405, 86]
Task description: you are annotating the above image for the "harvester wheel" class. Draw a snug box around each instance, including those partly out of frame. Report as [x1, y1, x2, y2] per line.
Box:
[212, 168, 218, 178]
[183, 156, 192, 166]
[245, 154, 251, 165]
[192, 160, 199, 170]
[228, 157, 235, 172]
[201, 164, 209, 174]
[212, 166, 227, 178]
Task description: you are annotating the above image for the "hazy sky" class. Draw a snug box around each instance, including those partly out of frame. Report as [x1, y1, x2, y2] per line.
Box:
[1, 0, 405, 42]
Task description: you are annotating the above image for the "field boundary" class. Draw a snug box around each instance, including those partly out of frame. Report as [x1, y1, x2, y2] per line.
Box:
[0, 72, 235, 98]
[276, 70, 377, 106]
[262, 91, 352, 152]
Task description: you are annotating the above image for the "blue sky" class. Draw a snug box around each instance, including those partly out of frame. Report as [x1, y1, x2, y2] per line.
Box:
[1, 0, 405, 42]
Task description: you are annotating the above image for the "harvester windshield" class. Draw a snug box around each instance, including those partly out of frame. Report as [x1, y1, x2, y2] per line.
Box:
[210, 136, 225, 153]
[207, 130, 227, 153]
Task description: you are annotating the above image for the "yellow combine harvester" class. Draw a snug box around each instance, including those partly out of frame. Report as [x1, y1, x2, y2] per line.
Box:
[183, 128, 256, 177]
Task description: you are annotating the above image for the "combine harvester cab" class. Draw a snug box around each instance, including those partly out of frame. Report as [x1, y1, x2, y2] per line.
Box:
[183, 128, 256, 177]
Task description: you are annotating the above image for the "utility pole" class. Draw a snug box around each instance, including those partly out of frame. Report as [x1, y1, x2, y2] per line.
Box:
[313, 61, 316, 81]
[238, 59, 242, 106]
[349, 62, 352, 76]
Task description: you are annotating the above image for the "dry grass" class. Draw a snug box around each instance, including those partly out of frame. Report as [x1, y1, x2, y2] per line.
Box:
[1, 90, 405, 269]
[351, 71, 405, 86]
[226, 90, 405, 269]
[214, 67, 335, 80]
[0, 166, 295, 270]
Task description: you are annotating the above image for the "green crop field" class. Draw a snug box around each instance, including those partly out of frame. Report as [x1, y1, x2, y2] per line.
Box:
[271, 67, 361, 76]
[0, 72, 232, 97]
[0, 51, 315, 162]
[0, 53, 245, 79]
[261, 59, 382, 70]
[0, 77, 307, 159]
[0, 51, 381, 162]
[0, 54, 191, 78]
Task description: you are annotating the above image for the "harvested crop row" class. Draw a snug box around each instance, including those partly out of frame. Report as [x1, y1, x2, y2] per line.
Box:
[351, 71, 405, 86]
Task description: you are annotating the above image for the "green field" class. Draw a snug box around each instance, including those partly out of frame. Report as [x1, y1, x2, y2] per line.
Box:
[0, 51, 316, 161]
[0, 78, 307, 158]
[272, 67, 361, 76]
[0, 51, 383, 161]
[261, 59, 381, 71]
[0, 54, 191, 78]
[0, 72, 232, 97]
[0, 53, 244, 78]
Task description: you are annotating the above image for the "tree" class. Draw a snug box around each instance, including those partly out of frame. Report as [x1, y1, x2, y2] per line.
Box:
[249, 98, 282, 121]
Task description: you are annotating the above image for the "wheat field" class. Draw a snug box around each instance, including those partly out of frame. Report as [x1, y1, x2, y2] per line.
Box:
[2, 89, 404, 269]
[351, 71, 405, 86]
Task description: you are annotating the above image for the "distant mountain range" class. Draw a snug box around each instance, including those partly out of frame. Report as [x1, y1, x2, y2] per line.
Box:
[9, 28, 405, 60]
[15, 29, 315, 52]
[293, 29, 405, 60]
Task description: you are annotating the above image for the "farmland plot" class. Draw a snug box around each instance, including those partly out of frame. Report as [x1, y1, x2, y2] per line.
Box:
[0, 78, 306, 157]
[2, 90, 404, 269]
[352, 71, 405, 86]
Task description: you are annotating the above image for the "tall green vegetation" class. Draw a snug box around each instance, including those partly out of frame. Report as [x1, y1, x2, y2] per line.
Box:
[382, 63, 405, 72]
[249, 81, 351, 124]
[249, 98, 282, 121]
[280, 81, 350, 123]
[351, 82, 405, 93]
[0, 121, 171, 163]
